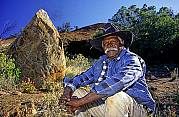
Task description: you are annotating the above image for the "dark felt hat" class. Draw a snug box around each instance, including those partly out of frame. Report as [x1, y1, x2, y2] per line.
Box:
[90, 23, 133, 52]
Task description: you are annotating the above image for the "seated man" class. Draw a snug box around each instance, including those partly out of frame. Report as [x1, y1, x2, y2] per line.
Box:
[60, 23, 156, 117]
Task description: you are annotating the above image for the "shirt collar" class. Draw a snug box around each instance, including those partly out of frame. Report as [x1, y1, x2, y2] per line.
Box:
[116, 47, 128, 61]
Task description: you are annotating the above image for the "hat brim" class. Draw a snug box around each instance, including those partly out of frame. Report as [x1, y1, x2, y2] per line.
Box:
[90, 31, 133, 52]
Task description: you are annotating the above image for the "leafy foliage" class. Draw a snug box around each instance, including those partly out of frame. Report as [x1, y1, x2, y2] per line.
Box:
[92, 29, 105, 39]
[109, 4, 179, 64]
[0, 52, 21, 90]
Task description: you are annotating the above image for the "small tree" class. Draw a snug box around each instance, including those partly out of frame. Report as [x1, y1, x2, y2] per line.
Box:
[0, 52, 21, 90]
[109, 4, 179, 64]
[57, 22, 73, 33]
[0, 21, 16, 39]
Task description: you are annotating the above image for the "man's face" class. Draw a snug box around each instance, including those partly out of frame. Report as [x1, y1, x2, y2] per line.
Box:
[102, 35, 124, 59]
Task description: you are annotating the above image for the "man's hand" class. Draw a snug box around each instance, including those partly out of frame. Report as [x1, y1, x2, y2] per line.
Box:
[60, 86, 73, 102]
[60, 89, 103, 114]
[66, 96, 81, 113]
[59, 86, 74, 114]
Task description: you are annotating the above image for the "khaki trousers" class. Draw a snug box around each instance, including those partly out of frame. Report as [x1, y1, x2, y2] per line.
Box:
[73, 89, 147, 117]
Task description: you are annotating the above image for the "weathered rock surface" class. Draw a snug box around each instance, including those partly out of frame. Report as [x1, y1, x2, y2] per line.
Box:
[11, 9, 66, 87]
[59, 23, 106, 42]
[0, 37, 16, 52]
[60, 23, 106, 58]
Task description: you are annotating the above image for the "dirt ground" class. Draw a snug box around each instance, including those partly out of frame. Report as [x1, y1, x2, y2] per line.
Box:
[0, 90, 68, 117]
[0, 78, 179, 117]
[0, 93, 45, 113]
[147, 78, 179, 98]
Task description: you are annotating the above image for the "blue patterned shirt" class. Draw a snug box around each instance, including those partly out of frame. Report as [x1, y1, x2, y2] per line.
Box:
[64, 48, 156, 113]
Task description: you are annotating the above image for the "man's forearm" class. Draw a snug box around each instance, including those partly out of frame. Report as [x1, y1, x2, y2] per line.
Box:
[78, 92, 103, 106]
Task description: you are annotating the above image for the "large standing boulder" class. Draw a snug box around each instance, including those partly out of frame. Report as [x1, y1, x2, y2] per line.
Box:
[11, 9, 66, 88]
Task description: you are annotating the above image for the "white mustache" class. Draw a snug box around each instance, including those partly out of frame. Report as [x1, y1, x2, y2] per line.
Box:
[104, 47, 118, 54]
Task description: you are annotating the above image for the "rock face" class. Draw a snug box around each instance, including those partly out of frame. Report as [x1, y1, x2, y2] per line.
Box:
[59, 23, 106, 42]
[0, 37, 16, 52]
[11, 9, 66, 87]
[60, 23, 106, 58]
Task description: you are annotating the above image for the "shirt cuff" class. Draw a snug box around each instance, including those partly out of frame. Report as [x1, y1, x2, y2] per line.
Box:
[63, 77, 76, 91]
[65, 83, 76, 91]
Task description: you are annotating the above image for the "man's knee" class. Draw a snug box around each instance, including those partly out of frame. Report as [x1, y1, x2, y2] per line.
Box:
[106, 91, 132, 105]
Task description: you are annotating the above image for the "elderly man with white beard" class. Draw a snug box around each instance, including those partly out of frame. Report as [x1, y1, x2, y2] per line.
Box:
[60, 23, 156, 117]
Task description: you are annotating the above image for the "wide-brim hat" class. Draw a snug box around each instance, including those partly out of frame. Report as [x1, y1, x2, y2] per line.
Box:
[90, 23, 133, 52]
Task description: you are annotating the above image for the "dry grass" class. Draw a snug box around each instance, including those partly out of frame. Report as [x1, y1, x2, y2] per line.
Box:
[65, 54, 92, 78]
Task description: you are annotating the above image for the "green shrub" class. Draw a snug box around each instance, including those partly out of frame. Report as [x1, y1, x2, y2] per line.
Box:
[65, 54, 92, 78]
[174, 93, 179, 104]
[0, 52, 21, 90]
